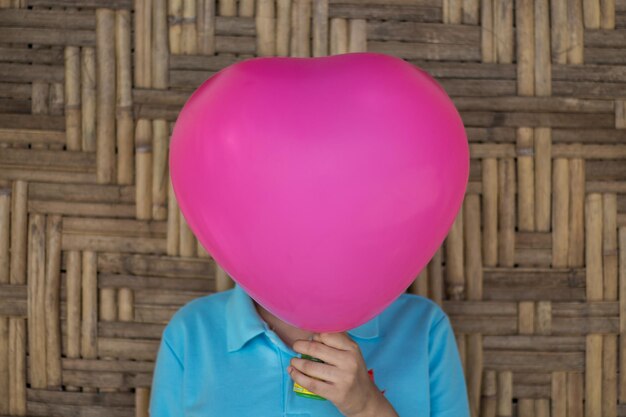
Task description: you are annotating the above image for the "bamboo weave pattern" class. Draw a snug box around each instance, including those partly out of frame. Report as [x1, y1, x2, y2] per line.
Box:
[1, 0, 626, 416]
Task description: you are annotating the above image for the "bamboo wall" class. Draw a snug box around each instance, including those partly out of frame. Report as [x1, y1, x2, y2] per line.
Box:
[0, 0, 625, 416]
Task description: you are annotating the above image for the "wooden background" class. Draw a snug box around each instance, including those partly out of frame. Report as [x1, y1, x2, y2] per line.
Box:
[0, 0, 625, 416]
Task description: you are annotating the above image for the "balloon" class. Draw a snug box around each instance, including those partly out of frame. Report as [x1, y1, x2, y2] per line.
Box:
[169, 52, 469, 332]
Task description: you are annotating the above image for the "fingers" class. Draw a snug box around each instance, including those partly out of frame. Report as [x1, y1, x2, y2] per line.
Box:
[288, 364, 334, 400]
[292, 339, 348, 366]
[314, 332, 360, 352]
[290, 357, 340, 383]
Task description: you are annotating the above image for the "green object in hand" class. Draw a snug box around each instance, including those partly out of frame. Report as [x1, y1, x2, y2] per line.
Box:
[292, 353, 327, 400]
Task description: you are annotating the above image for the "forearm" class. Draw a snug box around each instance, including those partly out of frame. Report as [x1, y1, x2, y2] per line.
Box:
[347, 391, 399, 417]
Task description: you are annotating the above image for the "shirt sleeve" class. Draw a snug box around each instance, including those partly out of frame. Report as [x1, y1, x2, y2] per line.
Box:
[149, 333, 185, 417]
[428, 313, 470, 417]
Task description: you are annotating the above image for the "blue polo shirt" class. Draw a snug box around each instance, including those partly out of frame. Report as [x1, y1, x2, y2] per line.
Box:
[149, 283, 470, 416]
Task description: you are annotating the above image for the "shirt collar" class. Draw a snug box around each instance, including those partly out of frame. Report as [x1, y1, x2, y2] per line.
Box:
[226, 282, 380, 353]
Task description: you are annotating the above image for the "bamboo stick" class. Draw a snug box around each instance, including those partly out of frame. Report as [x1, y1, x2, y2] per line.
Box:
[28, 213, 47, 388]
[182, 0, 198, 54]
[619, 226, 626, 402]
[481, 370, 496, 417]
[312, 0, 328, 56]
[135, 119, 152, 221]
[603, 193, 618, 301]
[482, 158, 498, 266]
[153, 0, 168, 87]
[329, 17, 348, 55]
[166, 175, 180, 256]
[239, 0, 254, 16]
[409, 265, 429, 298]
[446, 203, 465, 300]
[65, 250, 81, 391]
[100, 287, 117, 322]
[567, 371, 583, 417]
[518, 398, 533, 417]
[599, 0, 614, 28]
[0, 317, 7, 413]
[616, 100, 626, 129]
[534, 0, 551, 95]
[118, 287, 134, 321]
[466, 333, 483, 417]
[464, 0, 479, 23]
[551, 0, 568, 64]
[0, 181, 9, 284]
[32, 80, 49, 120]
[481, 0, 495, 62]
[568, 159, 585, 266]
[586, 193, 604, 301]
[81, 46, 96, 151]
[65, 46, 81, 151]
[348, 19, 366, 52]
[256, 0, 275, 56]
[136, 387, 150, 417]
[602, 334, 617, 417]
[516, 0, 534, 95]
[197, 0, 216, 54]
[583, 0, 601, 28]
[152, 120, 168, 221]
[135, 0, 152, 87]
[96, 8, 116, 184]
[535, 399, 549, 417]
[518, 301, 534, 334]
[276, 0, 291, 56]
[45, 215, 62, 387]
[495, 0, 513, 63]
[516, 128, 534, 231]
[428, 247, 444, 306]
[116, 9, 134, 186]
[9, 318, 25, 415]
[291, 0, 311, 57]
[551, 371, 567, 417]
[496, 371, 512, 417]
[445, 0, 463, 23]
[498, 158, 515, 266]
[196, 236, 210, 258]
[465, 194, 482, 300]
[219, 0, 236, 16]
[585, 334, 603, 417]
[50, 81, 64, 120]
[81, 250, 98, 360]
[179, 210, 196, 257]
[552, 158, 569, 267]
[534, 127, 552, 232]
[215, 263, 233, 292]
[169, 0, 182, 54]
[567, 0, 584, 63]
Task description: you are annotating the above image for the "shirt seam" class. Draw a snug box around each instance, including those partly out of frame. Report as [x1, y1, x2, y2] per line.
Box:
[163, 335, 184, 369]
[431, 313, 447, 331]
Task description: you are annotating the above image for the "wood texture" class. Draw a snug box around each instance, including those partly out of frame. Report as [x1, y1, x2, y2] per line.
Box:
[0, 0, 625, 415]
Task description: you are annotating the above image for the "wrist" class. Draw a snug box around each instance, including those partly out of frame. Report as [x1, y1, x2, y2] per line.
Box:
[347, 389, 398, 417]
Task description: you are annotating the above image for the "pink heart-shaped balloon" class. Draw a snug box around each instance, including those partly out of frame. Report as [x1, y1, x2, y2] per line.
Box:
[169, 52, 469, 332]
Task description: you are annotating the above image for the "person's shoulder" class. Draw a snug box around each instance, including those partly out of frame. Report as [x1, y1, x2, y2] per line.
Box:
[162, 288, 234, 340]
[387, 292, 448, 329]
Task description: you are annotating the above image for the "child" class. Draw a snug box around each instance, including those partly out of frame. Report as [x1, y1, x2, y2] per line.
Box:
[149, 282, 470, 416]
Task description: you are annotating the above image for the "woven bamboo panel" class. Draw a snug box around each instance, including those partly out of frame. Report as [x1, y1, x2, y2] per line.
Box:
[0, 0, 626, 416]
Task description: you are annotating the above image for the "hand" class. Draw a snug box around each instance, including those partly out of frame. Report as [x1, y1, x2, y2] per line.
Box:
[287, 332, 399, 417]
